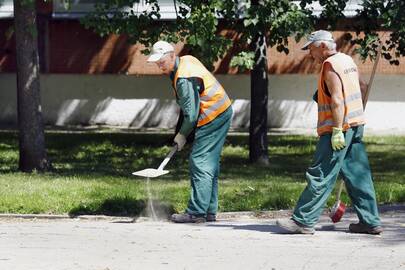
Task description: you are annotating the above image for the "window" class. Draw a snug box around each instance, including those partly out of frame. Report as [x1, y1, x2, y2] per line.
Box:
[0, 0, 364, 19]
[52, 0, 178, 19]
[53, 0, 113, 18]
[0, 0, 13, 18]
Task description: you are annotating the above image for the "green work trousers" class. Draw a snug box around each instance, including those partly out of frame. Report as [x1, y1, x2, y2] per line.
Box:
[186, 106, 232, 216]
[293, 125, 381, 227]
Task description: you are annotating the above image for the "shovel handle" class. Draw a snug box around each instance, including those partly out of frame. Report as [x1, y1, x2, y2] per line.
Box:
[157, 145, 177, 171]
[363, 41, 382, 110]
[336, 180, 344, 201]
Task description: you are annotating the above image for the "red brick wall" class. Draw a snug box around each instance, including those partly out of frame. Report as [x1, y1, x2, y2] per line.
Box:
[0, 19, 404, 75]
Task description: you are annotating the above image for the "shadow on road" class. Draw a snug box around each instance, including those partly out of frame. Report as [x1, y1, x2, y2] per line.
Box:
[207, 223, 287, 234]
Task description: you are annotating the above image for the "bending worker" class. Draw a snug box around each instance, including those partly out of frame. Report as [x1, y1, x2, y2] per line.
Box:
[276, 30, 382, 234]
[147, 41, 233, 223]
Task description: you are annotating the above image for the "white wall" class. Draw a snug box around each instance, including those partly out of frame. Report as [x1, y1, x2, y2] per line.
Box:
[1, 74, 404, 133]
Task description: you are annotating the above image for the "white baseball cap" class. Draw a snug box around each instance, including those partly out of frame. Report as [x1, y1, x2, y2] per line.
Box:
[147, 41, 174, 62]
[301, 30, 334, 50]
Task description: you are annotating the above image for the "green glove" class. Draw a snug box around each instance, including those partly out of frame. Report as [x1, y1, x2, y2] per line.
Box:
[331, 127, 346, 151]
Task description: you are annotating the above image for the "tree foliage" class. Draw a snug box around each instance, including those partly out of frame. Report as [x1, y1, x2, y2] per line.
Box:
[352, 0, 404, 65]
[83, 0, 404, 69]
[300, 0, 404, 65]
[82, 0, 232, 68]
[228, 0, 312, 70]
[82, 0, 312, 70]
[83, 0, 163, 44]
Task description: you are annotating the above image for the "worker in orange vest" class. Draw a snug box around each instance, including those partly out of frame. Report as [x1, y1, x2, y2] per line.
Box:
[147, 41, 233, 223]
[276, 30, 382, 234]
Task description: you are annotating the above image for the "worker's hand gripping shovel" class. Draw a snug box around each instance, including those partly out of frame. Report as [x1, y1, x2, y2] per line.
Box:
[132, 144, 178, 178]
[329, 40, 382, 223]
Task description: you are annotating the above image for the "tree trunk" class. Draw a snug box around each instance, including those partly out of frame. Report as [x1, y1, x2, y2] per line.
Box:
[14, 0, 50, 172]
[249, 33, 269, 165]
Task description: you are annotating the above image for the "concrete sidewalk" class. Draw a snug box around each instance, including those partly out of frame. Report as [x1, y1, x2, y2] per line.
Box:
[1, 208, 405, 270]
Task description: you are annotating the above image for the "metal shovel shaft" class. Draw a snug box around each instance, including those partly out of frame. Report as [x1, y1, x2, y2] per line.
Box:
[157, 145, 177, 171]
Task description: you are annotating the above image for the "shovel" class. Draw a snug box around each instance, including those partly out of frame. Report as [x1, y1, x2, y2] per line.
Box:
[132, 145, 178, 178]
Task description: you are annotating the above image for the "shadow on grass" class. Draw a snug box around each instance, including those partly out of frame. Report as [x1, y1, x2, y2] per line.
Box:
[368, 152, 405, 181]
[68, 197, 175, 218]
[45, 133, 314, 179]
[2, 132, 405, 184]
[220, 154, 310, 177]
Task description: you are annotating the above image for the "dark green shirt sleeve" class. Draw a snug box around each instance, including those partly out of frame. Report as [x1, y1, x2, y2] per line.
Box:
[175, 77, 201, 137]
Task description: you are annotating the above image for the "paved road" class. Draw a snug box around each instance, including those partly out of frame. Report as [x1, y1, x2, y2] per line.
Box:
[1, 208, 405, 270]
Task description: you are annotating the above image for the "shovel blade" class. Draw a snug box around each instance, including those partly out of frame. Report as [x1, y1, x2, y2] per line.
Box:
[132, 168, 169, 178]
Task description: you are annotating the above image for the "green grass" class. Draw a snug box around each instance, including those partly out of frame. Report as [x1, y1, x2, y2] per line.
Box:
[0, 131, 404, 216]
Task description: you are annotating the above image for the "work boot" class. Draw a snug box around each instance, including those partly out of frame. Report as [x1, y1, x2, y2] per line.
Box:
[349, 222, 383, 235]
[276, 218, 315, 234]
[206, 213, 216, 222]
[170, 213, 206, 223]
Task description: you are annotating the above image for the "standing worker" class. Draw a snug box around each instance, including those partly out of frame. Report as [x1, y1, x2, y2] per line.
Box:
[276, 30, 382, 234]
[147, 41, 233, 223]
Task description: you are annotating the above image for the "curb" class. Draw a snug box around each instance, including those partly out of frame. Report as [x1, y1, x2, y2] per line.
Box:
[0, 212, 292, 222]
[216, 209, 293, 220]
[0, 204, 404, 222]
[0, 210, 292, 222]
[0, 213, 134, 222]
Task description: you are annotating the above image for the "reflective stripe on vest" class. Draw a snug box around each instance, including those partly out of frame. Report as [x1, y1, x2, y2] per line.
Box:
[200, 81, 221, 101]
[198, 91, 231, 123]
[318, 108, 364, 129]
[318, 92, 362, 113]
[316, 53, 365, 136]
[173, 56, 232, 127]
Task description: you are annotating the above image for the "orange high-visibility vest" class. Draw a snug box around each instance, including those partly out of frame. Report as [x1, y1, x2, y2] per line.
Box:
[173, 55, 232, 127]
[317, 53, 365, 136]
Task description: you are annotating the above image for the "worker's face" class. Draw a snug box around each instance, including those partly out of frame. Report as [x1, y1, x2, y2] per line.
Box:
[308, 43, 326, 63]
[156, 53, 176, 74]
